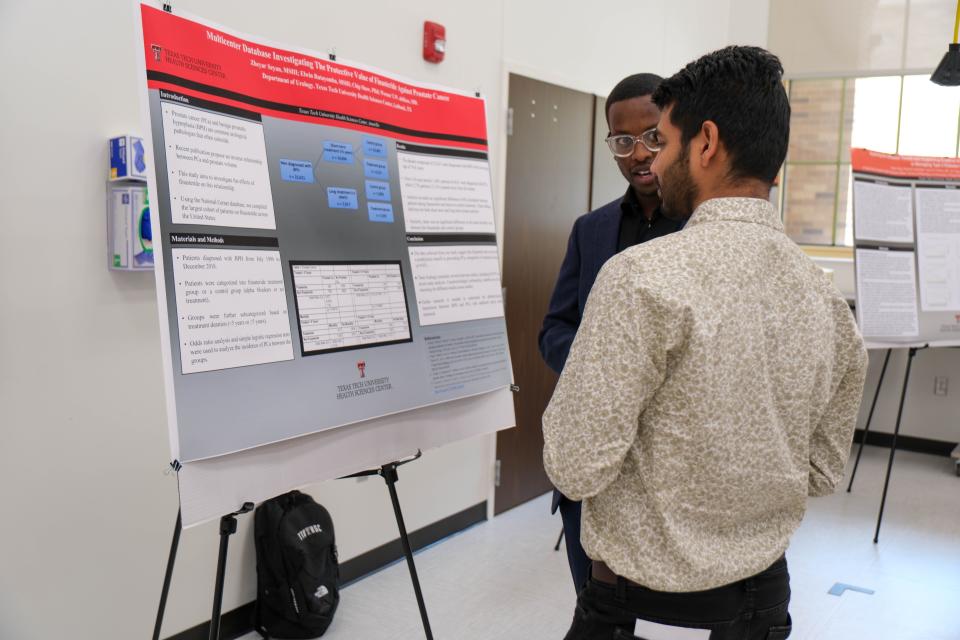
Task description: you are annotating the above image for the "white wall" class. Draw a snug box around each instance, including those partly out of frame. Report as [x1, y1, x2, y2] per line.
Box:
[728, 0, 771, 48]
[0, 2, 766, 638]
[502, 0, 769, 97]
[768, 0, 955, 76]
[502, 0, 771, 265]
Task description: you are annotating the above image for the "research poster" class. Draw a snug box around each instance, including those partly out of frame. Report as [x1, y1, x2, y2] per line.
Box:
[137, 3, 511, 461]
[851, 148, 960, 348]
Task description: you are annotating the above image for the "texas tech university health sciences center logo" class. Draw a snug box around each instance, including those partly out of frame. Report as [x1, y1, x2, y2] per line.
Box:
[336, 360, 393, 401]
[151, 44, 162, 62]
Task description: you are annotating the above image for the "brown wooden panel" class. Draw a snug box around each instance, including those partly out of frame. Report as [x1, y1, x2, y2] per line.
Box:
[495, 74, 595, 515]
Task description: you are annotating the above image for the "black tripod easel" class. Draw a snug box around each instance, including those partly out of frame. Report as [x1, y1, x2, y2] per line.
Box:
[341, 450, 434, 640]
[845, 345, 926, 543]
[153, 451, 432, 640]
[152, 492, 255, 640]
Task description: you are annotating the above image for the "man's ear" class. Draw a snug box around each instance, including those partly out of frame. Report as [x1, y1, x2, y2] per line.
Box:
[698, 120, 720, 168]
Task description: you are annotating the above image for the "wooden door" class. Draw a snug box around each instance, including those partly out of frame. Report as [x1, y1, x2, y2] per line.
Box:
[495, 74, 595, 514]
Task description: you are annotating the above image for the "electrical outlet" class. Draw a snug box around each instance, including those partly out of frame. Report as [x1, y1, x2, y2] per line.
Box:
[934, 376, 949, 396]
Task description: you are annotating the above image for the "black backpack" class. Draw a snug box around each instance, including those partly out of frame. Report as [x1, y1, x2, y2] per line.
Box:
[253, 491, 340, 639]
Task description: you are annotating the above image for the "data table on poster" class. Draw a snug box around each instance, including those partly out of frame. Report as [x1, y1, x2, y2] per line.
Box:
[291, 262, 412, 354]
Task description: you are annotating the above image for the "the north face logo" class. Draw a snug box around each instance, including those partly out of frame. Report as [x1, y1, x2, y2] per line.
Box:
[314, 585, 329, 599]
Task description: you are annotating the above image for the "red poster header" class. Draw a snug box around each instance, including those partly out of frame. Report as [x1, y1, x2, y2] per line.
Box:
[850, 148, 960, 180]
[140, 4, 488, 150]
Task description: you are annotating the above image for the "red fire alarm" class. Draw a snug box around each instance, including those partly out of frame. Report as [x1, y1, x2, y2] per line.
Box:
[423, 21, 446, 63]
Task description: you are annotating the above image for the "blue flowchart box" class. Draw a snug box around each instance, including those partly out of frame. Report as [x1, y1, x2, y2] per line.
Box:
[363, 158, 389, 180]
[365, 180, 391, 202]
[368, 202, 394, 223]
[322, 141, 354, 164]
[279, 159, 315, 183]
[363, 136, 387, 157]
[327, 188, 359, 210]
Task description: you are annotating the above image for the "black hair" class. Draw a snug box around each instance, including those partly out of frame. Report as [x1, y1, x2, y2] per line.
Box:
[605, 73, 663, 121]
[652, 46, 789, 184]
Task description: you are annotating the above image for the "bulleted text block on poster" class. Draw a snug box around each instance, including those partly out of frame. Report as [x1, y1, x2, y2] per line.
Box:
[852, 180, 914, 244]
[397, 147, 496, 234]
[172, 243, 293, 373]
[161, 96, 276, 229]
[916, 185, 960, 311]
[424, 329, 510, 394]
[408, 245, 505, 326]
[855, 248, 920, 338]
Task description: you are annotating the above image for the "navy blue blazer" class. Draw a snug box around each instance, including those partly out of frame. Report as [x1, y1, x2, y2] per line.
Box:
[539, 197, 622, 376]
[538, 194, 682, 513]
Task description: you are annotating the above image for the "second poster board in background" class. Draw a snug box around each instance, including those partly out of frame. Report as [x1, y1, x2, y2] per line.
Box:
[851, 148, 960, 348]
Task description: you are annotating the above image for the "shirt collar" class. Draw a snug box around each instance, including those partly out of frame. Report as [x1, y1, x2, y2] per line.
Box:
[685, 197, 783, 232]
[620, 187, 662, 221]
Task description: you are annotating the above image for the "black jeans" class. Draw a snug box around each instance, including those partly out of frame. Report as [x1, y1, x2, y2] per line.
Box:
[557, 495, 592, 593]
[564, 557, 792, 640]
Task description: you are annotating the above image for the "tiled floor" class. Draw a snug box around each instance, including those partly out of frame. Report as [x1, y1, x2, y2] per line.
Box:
[240, 446, 960, 639]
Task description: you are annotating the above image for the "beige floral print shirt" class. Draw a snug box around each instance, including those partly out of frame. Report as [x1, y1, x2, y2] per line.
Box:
[543, 197, 868, 593]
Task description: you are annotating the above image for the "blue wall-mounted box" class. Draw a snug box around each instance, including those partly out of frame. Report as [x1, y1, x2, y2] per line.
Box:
[109, 135, 148, 181]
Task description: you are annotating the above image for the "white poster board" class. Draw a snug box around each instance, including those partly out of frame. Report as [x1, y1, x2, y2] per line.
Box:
[851, 148, 960, 349]
[178, 387, 515, 526]
[134, 3, 516, 525]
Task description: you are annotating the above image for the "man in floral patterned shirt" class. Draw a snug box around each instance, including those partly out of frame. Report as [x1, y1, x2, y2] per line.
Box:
[543, 46, 867, 640]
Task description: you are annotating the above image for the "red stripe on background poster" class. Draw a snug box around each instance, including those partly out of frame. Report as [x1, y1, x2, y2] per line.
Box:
[141, 4, 488, 149]
[851, 148, 960, 180]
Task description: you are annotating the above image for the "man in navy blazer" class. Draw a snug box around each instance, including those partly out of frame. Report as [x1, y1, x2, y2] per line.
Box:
[539, 73, 683, 592]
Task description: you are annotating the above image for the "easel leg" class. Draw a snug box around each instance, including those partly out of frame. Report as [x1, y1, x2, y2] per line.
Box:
[848, 348, 891, 492]
[209, 515, 234, 640]
[874, 347, 917, 543]
[153, 509, 182, 640]
[208, 503, 254, 640]
[381, 463, 434, 640]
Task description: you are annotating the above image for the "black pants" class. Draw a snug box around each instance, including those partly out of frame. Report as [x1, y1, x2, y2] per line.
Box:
[557, 494, 592, 592]
[564, 557, 792, 640]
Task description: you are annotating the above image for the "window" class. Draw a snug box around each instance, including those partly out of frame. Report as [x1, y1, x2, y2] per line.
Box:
[898, 75, 960, 157]
[779, 75, 960, 247]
